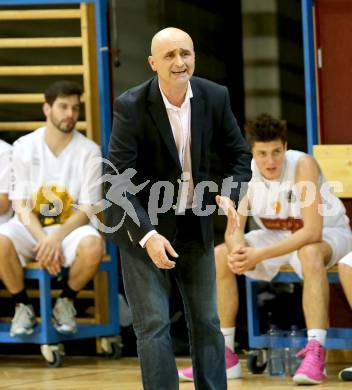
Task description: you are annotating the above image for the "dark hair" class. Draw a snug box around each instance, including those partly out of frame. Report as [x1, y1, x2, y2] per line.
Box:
[44, 80, 83, 106]
[245, 113, 287, 146]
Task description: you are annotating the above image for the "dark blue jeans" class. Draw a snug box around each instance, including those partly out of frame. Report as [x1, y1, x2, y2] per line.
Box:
[120, 237, 226, 390]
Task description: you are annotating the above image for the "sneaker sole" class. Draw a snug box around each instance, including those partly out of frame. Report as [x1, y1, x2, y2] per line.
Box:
[293, 374, 323, 385]
[54, 326, 77, 335]
[178, 363, 242, 382]
[227, 362, 242, 379]
[53, 319, 77, 335]
[339, 370, 352, 381]
[178, 372, 194, 382]
[10, 328, 34, 337]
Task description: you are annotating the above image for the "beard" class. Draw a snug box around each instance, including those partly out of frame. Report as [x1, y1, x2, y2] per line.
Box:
[50, 114, 76, 134]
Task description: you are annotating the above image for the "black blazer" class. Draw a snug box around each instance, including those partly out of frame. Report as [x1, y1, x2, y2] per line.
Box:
[105, 76, 252, 249]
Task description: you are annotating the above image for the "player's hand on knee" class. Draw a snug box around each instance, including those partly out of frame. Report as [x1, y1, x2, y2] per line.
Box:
[229, 247, 262, 274]
[227, 246, 246, 273]
[145, 233, 178, 269]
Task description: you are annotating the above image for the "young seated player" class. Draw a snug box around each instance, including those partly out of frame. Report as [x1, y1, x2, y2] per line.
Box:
[179, 113, 352, 385]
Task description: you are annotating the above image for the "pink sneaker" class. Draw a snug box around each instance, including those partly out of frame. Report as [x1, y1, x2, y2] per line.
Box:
[293, 340, 326, 385]
[178, 346, 242, 381]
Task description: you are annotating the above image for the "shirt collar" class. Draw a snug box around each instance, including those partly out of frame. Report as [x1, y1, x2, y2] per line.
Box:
[159, 81, 193, 111]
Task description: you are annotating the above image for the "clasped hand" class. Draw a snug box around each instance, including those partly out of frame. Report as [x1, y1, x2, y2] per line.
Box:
[227, 245, 262, 274]
[33, 233, 64, 275]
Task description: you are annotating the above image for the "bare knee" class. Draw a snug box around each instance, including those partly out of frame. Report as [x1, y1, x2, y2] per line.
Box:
[0, 234, 14, 253]
[77, 236, 103, 267]
[0, 235, 17, 266]
[0, 235, 23, 290]
[338, 262, 352, 277]
[298, 244, 325, 274]
[215, 243, 232, 279]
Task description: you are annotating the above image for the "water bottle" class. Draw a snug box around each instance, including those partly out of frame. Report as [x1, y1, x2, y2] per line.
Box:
[267, 324, 285, 376]
[287, 325, 304, 376]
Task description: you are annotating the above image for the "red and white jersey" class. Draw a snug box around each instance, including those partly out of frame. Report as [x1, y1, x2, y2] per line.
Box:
[248, 149, 350, 232]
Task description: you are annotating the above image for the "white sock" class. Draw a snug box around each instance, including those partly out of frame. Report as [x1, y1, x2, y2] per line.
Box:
[221, 327, 235, 352]
[307, 329, 327, 346]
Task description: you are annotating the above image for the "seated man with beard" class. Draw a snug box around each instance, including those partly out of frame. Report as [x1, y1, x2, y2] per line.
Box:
[0, 81, 104, 336]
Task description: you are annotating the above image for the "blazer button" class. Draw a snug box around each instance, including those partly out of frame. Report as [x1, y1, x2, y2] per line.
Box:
[172, 205, 177, 210]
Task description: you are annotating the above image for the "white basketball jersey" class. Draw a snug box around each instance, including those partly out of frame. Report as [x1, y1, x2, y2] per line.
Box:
[248, 149, 350, 232]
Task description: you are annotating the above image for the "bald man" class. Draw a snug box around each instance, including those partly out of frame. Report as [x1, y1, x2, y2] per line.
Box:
[105, 27, 251, 390]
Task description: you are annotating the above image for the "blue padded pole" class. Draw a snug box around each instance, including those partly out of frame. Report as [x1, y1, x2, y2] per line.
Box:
[301, 0, 318, 154]
[94, 0, 120, 335]
[95, 0, 112, 159]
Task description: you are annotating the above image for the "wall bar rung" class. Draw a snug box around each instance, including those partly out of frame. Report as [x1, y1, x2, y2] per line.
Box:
[0, 65, 84, 75]
[0, 9, 81, 20]
[0, 93, 44, 103]
[0, 121, 87, 131]
[0, 93, 86, 103]
[0, 37, 82, 48]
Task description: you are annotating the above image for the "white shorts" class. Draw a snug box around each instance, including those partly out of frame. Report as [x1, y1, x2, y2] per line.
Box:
[0, 217, 101, 267]
[339, 252, 352, 267]
[244, 226, 352, 281]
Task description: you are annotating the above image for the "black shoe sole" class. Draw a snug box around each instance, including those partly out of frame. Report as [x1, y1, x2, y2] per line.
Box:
[339, 370, 352, 381]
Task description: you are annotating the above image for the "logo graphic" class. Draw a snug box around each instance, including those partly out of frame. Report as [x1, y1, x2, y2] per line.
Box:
[90, 157, 150, 233]
[33, 184, 74, 226]
[272, 201, 281, 214]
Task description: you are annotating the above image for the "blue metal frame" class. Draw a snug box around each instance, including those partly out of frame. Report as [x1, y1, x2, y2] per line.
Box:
[0, 0, 119, 347]
[301, 0, 318, 154]
[246, 271, 352, 350]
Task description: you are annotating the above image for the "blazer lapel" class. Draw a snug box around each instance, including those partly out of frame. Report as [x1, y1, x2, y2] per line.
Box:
[190, 80, 204, 181]
[148, 78, 182, 171]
